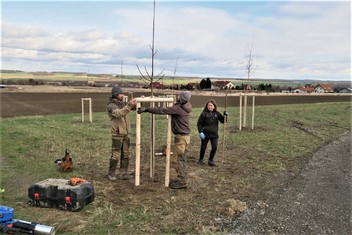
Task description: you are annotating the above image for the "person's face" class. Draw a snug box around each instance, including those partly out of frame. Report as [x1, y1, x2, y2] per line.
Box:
[116, 93, 124, 101]
[207, 102, 215, 112]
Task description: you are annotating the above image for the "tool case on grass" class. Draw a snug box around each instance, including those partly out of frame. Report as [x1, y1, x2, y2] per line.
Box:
[28, 178, 95, 211]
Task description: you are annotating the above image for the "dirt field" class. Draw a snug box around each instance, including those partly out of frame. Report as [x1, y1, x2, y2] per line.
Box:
[1, 85, 351, 118]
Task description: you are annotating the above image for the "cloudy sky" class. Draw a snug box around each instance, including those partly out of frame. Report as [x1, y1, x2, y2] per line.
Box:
[1, 0, 351, 80]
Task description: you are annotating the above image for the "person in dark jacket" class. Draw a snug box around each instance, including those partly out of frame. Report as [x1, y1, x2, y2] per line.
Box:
[107, 85, 136, 181]
[137, 91, 192, 189]
[196, 99, 228, 166]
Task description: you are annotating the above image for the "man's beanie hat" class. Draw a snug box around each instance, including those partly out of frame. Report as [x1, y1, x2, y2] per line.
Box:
[111, 85, 123, 96]
[179, 90, 191, 102]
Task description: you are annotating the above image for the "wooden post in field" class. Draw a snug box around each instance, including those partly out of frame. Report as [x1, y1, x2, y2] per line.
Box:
[251, 96, 255, 130]
[81, 98, 92, 123]
[239, 94, 242, 130]
[222, 92, 228, 163]
[165, 101, 172, 186]
[150, 97, 155, 179]
[135, 96, 174, 187]
[243, 95, 247, 128]
[135, 101, 141, 186]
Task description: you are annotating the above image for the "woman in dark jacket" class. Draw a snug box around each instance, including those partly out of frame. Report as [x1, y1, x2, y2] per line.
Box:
[196, 99, 227, 166]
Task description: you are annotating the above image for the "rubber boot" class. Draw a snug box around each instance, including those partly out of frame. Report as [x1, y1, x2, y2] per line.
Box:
[108, 159, 118, 181]
[119, 158, 133, 180]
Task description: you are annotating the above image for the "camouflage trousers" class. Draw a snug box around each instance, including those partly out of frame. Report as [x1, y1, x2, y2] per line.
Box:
[109, 135, 130, 175]
[173, 134, 190, 184]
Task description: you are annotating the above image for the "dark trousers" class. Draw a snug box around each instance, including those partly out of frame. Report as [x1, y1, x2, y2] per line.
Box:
[199, 137, 218, 162]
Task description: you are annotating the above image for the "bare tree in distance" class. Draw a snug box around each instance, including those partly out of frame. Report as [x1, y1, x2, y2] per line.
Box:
[136, 0, 165, 96]
[245, 40, 254, 86]
[172, 56, 179, 95]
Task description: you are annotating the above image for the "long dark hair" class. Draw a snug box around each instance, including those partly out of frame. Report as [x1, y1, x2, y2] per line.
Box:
[203, 99, 218, 112]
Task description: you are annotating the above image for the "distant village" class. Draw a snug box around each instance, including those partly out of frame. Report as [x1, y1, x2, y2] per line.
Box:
[1, 70, 351, 93]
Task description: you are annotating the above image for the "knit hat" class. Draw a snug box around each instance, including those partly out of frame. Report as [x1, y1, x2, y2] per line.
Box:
[111, 85, 123, 96]
[179, 91, 191, 103]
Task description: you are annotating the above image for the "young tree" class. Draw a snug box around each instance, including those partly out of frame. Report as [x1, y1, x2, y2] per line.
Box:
[136, 0, 164, 96]
[245, 41, 254, 84]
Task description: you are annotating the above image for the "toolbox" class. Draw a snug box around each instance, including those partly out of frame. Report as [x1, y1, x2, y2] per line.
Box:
[28, 178, 95, 211]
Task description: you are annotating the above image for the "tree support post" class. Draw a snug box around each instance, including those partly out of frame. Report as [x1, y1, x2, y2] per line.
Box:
[134, 97, 174, 187]
[81, 98, 92, 123]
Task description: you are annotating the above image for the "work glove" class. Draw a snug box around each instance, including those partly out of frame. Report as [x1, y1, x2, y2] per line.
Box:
[199, 132, 205, 140]
[223, 111, 229, 116]
[137, 107, 148, 114]
[69, 177, 86, 186]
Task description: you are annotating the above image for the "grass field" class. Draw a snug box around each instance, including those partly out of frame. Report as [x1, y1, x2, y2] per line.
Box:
[0, 102, 351, 234]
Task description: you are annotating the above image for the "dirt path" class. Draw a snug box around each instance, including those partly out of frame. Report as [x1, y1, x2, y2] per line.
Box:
[228, 131, 352, 234]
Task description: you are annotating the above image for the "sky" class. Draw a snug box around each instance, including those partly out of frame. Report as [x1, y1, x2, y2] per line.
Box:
[1, 0, 351, 81]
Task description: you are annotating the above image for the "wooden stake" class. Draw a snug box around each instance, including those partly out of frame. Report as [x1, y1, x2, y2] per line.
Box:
[252, 96, 255, 130]
[134, 97, 174, 187]
[243, 95, 247, 128]
[81, 98, 92, 123]
[239, 94, 242, 131]
[135, 102, 141, 186]
[165, 100, 173, 187]
[222, 92, 228, 163]
[150, 99, 155, 179]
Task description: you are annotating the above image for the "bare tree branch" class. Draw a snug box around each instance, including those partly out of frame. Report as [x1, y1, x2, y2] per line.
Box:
[136, 65, 148, 80]
[144, 66, 151, 78]
[135, 0, 165, 95]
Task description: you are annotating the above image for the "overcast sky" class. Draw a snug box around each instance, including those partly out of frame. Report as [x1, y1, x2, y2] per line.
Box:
[1, 0, 351, 81]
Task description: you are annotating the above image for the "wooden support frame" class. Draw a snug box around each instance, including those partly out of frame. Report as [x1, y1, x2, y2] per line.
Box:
[239, 94, 255, 130]
[81, 98, 92, 123]
[134, 97, 174, 187]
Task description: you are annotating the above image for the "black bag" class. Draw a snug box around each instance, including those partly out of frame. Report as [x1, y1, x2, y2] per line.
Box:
[28, 178, 95, 211]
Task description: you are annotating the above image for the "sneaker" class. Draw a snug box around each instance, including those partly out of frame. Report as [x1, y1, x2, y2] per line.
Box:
[108, 174, 117, 181]
[169, 181, 188, 189]
[195, 160, 204, 165]
[208, 160, 216, 167]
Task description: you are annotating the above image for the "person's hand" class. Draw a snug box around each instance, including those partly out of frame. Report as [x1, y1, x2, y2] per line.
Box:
[128, 98, 137, 107]
[223, 111, 229, 116]
[137, 107, 148, 114]
[199, 132, 205, 140]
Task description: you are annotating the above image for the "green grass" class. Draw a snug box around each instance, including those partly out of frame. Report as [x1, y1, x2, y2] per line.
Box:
[0, 102, 351, 234]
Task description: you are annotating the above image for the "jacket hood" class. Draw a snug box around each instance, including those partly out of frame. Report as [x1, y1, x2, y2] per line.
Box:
[181, 101, 192, 113]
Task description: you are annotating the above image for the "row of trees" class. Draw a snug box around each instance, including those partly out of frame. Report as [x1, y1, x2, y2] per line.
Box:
[199, 77, 276, 92]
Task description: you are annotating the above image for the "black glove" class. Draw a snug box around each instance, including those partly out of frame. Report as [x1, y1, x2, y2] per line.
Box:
[223, 111, 229, 116]
[137, 107, 148, 114]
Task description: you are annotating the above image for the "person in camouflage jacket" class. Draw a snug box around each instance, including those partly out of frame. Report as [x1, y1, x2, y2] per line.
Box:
[107, 85, 136, 181]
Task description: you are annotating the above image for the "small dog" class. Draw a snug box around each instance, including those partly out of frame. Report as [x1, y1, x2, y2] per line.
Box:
[54, 149, 73, 172]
